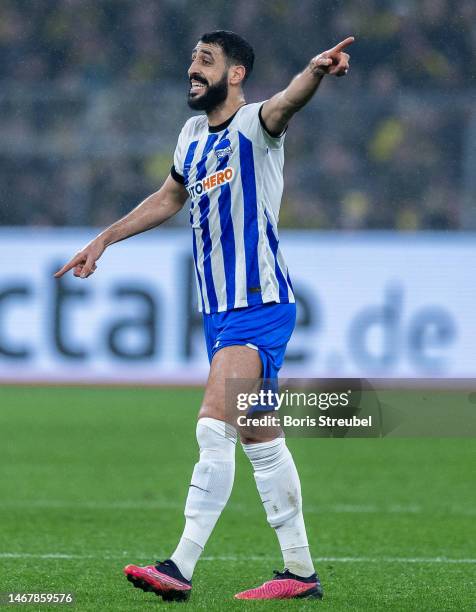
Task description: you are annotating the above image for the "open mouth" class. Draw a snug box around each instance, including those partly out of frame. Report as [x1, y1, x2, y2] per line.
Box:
[189, 78, 208, 95]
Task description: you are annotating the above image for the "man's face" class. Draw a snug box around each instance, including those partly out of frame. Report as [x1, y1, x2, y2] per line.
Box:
[187, 42, 229, 112]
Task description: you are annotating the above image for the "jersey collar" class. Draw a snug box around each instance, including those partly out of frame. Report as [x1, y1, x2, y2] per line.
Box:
[208, 104, 245, 133]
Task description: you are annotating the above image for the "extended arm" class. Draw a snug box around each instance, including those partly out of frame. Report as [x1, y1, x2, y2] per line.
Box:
[54, 173, 188, 278]
[260, 37, 354, 136]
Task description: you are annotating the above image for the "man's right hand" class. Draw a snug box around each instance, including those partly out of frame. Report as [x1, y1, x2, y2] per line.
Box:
[54, 237, 106, 279]
[53, 175, 189, 280]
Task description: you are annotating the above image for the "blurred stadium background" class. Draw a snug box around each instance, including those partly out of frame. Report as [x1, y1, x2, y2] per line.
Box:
[1, 0, 475, 383]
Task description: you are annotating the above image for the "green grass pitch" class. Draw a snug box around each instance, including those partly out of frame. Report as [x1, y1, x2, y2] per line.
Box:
[0, 386, 474, 611]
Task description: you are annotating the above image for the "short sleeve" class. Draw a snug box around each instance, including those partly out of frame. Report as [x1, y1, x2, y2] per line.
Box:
[172, 125, 186, 182]
[234, 102, 286, 150]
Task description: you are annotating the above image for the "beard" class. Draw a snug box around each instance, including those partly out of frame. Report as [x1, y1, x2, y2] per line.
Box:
[187, 72, 228, 112]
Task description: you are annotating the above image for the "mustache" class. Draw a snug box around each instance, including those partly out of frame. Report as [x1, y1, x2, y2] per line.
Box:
[189, 73, 208, 86]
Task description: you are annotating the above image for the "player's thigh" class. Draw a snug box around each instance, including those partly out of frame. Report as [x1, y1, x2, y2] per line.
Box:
[199, 345, 281, 443]
[199, 345, 262, 422]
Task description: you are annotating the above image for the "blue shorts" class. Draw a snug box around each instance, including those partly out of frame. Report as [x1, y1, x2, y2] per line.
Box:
[202, 301, 296, 380]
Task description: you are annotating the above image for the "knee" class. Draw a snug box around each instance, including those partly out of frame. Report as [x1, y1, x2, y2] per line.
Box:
[240, 432, 280, 445]
[196, 417, 237, 462]
[198, 401, 224, 422]
[241, 436, 290, 472]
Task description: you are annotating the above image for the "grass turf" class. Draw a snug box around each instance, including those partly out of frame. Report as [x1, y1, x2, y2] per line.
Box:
[0, 386, 474, 611]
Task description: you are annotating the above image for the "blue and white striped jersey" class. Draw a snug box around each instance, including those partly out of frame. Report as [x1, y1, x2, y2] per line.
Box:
[172, 102, 294, 314]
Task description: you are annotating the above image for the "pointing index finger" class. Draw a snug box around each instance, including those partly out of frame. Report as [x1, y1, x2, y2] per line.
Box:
[330, 36, 355, 53]
[54, 254, 82, 278]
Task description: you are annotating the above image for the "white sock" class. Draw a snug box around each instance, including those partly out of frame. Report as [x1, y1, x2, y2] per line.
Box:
[171, 418, 236, 580]
[169, 537, 202, 582]
[242, 437, 315, 578]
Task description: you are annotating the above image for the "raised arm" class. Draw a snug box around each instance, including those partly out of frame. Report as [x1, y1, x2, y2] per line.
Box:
[260, 37, 354, 136]
[54, 173, 188, 279]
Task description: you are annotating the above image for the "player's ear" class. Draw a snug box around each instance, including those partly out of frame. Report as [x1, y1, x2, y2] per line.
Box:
[229, 64, 246, 86]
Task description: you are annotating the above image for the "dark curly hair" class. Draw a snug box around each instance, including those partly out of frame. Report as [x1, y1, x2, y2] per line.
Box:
[199, 30, 255, 82]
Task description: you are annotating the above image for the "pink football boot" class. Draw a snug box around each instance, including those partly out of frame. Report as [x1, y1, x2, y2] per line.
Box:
[235, 568, 323, 600]
[124, 559, 192, 602]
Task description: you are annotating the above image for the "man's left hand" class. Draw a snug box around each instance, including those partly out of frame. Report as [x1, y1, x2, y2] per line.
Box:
[309, 36, 354, 77]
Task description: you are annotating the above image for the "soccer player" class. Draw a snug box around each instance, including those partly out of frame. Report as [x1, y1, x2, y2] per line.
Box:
[55, 30, 352, 601]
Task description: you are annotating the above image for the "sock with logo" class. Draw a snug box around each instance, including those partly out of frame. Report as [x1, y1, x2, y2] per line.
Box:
[242, 437, 315, 578]
[170, 417, 236, 580]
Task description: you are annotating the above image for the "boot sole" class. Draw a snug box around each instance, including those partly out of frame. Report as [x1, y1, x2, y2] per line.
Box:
[125, 572, 191, 602]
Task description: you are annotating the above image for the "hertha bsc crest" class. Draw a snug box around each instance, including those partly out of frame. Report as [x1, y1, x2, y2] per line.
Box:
[214, 138, 232, 159]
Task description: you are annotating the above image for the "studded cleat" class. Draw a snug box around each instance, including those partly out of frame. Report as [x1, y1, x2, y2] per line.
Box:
[124, 559, 192, 602]
[235, 568, 323, 600]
